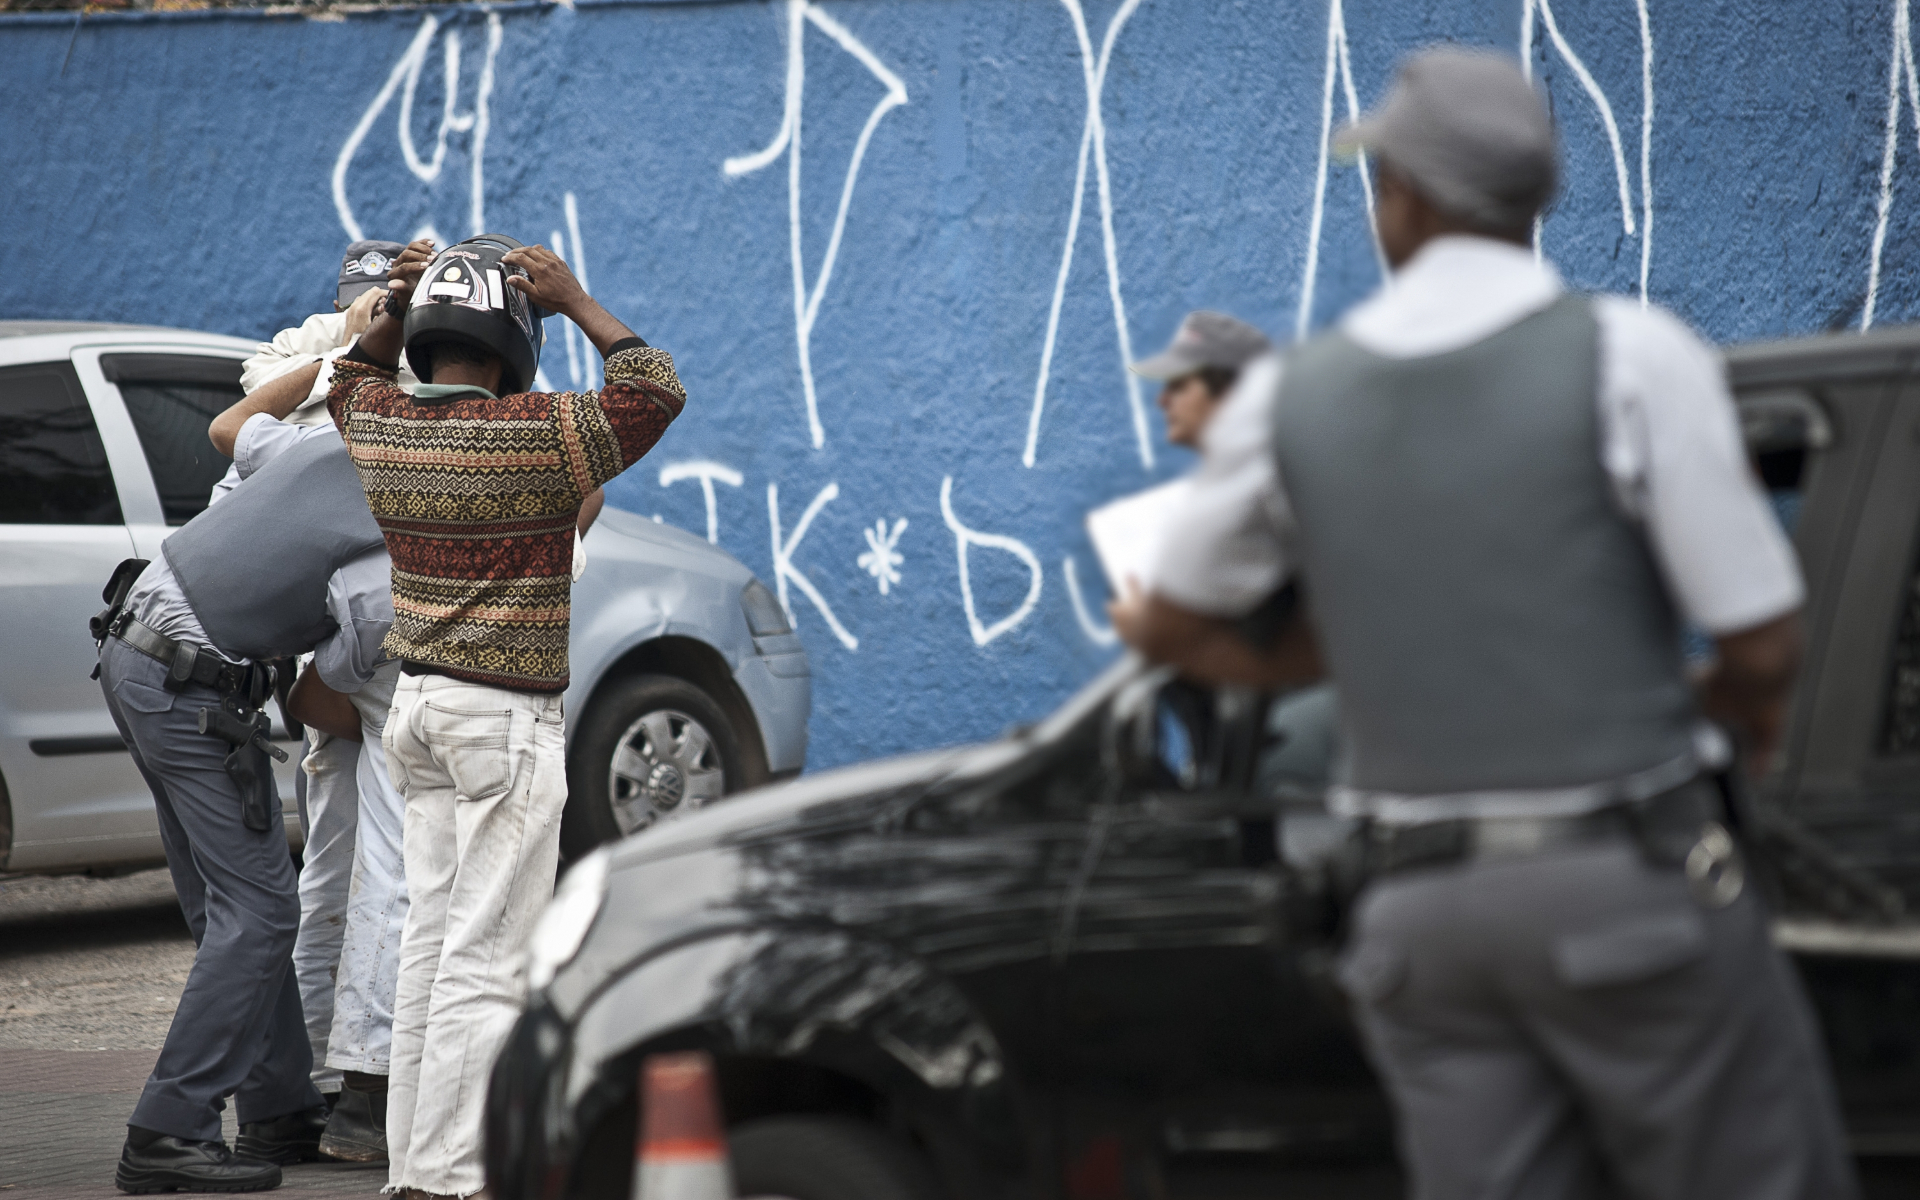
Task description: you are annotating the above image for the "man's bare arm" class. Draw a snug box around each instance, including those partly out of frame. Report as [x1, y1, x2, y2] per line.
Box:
[1699, 609, 1803, 775]
[1112, 588, 1325, 690]
[502, 246, 636, 357]
[578, 487, 606, 534]
[208, 361, 322, 457]
[212, 286, 393, 455]
[287, 663, 363, 743]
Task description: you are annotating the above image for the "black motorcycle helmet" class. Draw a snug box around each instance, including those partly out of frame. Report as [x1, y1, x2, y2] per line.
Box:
[404, 234, 547, 395]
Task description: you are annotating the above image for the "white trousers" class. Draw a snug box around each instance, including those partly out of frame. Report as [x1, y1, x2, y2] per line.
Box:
[382, 673, 567, 1198]
[293, 731, 360, 1094]
[291, 663, 406, 1087]
[328, 666, 408, 1073]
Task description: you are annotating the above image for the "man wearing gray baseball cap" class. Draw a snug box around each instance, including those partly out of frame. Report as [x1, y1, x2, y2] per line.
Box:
[1113, 46, 1854, 1200]
[1129, 310, 1271, 449]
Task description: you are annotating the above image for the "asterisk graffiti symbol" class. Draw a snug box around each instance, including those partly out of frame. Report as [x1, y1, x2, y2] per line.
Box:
[858, 517, 908, 595]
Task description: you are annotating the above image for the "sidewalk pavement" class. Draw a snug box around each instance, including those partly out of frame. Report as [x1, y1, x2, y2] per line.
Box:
[0, 1047, 382, 1200]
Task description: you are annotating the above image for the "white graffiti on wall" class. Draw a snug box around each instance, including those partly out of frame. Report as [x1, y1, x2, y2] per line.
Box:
[549, 193, 601, 393]
[1865, 0, 1918, 331]
[726, 0, 909, 450]
[660, 460, 745, 544]
[940, 477, 1043, 646]
[1023, 0, 1152, 472]
[1296, 0, 1381, 341]
[858, 518, 908, 595]
[1521, 0, 1654, 305]
[333, 12, 502, 243]
[769, 480, 861, 650]
[1062, 555, 1118, 647]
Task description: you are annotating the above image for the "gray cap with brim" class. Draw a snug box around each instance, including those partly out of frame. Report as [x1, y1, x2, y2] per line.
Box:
[1130, 309, 1273, 381]
[1333, 46, 1557, 232]
[337, 240, 407, 307]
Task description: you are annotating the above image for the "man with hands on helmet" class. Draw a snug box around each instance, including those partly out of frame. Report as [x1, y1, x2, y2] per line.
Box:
[329, 235, 686, 1200]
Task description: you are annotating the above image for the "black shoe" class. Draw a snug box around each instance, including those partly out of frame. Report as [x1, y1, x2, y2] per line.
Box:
[116, 1134, 282, 1194]
[234, 1106, 329, 1166]
[318, 1084, 388, 1164]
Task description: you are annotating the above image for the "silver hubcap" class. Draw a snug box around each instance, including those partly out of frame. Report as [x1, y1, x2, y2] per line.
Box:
[608, 708, 725, 835]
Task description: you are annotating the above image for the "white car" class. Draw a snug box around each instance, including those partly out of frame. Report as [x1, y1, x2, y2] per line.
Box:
[0, 321, 809, 874]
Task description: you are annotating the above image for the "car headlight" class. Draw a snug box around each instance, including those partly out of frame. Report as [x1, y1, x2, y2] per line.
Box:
[740, 578, 792, 637]
[527, 849, 609, 992]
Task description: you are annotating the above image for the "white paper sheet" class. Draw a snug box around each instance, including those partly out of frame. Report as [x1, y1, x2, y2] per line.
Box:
[1084, 479, 1192, 597]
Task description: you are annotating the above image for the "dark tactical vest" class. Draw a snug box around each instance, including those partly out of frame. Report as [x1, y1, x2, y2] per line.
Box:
[163, 433, 386, 661]
[1272, 294, 1696, 796]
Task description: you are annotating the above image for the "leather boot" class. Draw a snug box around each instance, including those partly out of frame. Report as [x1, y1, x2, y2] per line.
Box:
[115, 1129, 281, 1194]
[235, 1105, 329, 1165]
[319, 1077, 389, 1163]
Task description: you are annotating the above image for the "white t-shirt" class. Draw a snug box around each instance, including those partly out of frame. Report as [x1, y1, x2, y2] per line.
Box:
[1155, 235, 1803, 638]
[210, 310, 419, 504]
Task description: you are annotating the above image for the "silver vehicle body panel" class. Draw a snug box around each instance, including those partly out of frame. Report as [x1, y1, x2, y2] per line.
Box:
[566, 507, 810, 774]
[0, 324, 809, 874]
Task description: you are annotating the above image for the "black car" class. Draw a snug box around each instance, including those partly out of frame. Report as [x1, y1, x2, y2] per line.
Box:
[488, 323, 1920, 1200]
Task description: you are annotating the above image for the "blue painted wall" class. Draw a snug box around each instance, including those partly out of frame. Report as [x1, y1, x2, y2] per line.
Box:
[1, 0, 1910, 769]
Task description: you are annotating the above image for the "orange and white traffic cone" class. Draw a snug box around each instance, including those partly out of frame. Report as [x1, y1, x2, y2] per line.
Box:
[632, 1051, 733, 1200]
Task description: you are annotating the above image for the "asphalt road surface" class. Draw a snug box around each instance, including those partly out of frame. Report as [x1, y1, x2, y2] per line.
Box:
[4, 868, 1918, 1200]
[0, 869, 379, 1200]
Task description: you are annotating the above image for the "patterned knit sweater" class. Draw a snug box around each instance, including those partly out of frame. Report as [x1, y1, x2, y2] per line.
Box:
[328, 338, 684, 692]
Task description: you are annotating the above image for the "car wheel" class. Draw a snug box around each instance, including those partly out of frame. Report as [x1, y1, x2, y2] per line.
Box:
[729, 1116, 939, 1200]
[563, 673, 744, 857]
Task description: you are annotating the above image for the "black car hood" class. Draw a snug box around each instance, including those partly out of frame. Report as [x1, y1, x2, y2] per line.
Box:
[606, 738, 1028, 874]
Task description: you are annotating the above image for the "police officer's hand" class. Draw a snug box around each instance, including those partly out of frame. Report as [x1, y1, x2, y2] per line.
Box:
[502, 245, 589, 316]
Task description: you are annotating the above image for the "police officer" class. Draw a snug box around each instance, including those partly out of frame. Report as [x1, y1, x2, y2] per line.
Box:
[1112, 47, 1855, 1200]
[96, 331, 418, 1191]
[1128, 309, 1271, 449]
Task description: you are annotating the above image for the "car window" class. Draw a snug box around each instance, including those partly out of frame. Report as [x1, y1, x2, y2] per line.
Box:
[1684, 388, 1834, 664]
[1741, 387, 1829, 536]
[0, 361, 122, 525]
[102, 354, 240, 525]
[1881, 514, 1920, 756]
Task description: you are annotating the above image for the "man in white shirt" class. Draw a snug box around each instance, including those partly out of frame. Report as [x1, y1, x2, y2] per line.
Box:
[206, 243, 418, 1160]
[1112, 48, 1854, 1200]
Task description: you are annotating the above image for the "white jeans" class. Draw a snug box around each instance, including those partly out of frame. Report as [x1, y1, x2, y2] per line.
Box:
[382, 673, 567, 1197]
[293, 731, 361, 1094]
[291, 664, 406, 1087]
[328, 665, 408, 1073]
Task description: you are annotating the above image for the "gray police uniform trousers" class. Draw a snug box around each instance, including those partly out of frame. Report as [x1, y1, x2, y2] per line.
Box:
[98, 636, 323, 1142]
[1338, 830, 1856, 1200]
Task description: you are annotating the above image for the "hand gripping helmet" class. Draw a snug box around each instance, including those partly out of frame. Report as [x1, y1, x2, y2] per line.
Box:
[403, 234, 547, 395]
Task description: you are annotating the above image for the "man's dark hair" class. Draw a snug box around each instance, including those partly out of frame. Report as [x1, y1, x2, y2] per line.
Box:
[1198, 366, 1239, 400]
[420, 338, 505, 383]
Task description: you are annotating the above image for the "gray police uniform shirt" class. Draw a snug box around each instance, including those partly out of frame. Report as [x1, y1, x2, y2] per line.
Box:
[125, 414, 394, 693]
[1155, 235, 1804, 819]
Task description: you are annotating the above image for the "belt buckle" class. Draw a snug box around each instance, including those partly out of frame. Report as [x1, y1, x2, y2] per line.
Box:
[1684, 821, 1744, 908]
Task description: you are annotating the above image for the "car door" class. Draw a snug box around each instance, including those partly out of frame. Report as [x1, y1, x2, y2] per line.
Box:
[1052, 676, 1383, 1198]
[1758, 369, 1920, 1150]
[0, 353, 146, 871]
